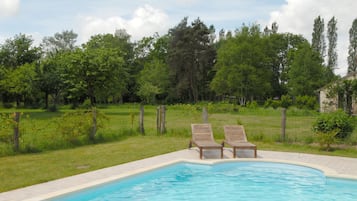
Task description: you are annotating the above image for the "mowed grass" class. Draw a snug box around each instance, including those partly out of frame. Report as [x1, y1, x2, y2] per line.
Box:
[0, 136, 188, 192]
[1, 104, 357, 193]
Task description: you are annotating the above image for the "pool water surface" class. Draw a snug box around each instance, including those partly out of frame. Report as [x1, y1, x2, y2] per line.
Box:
[49, 162, 357, 201]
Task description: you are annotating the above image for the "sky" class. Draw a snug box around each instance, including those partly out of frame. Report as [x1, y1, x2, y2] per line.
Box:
[0, 0, 356, 76]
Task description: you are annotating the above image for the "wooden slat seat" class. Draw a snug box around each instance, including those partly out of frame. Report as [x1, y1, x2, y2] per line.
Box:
[189, 124, 223, 159]
[223, 125, 257, 158]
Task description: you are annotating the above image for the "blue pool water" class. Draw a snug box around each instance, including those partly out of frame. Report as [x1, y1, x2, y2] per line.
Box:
[49, 162, 357, 201]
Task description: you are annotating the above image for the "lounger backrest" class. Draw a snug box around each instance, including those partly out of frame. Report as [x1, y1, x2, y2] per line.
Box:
[224, 125, 248, 142]
[191, 124, 214, 141]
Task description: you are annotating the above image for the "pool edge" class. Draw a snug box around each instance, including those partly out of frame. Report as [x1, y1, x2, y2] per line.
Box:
[24, 158, 357, 201]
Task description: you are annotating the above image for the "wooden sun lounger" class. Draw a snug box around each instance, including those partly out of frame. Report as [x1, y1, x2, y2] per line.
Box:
[189, 124, 223, 159]
[223, 125, 257, 158]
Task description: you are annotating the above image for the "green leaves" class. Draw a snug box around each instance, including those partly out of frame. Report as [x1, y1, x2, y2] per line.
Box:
[312, 110, 355, 139]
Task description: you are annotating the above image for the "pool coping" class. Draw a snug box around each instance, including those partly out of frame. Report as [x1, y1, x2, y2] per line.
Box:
[24, 157, 357, 201]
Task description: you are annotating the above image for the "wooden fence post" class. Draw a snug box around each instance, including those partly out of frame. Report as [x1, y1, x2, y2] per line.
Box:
[157, 105, 166, 134]
[139, 105, 145, 134]
[90, 107, 97, 141]
[13, 112, 20, 152]
[160, 105, 166, 134]
[202, 107, 208, 123]
[281, 107, 287, 141]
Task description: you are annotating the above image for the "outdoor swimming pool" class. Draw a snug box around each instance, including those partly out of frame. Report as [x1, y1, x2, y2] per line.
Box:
[49, 161, 357, 201]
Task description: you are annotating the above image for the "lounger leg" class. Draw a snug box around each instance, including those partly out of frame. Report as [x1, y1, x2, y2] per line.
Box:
[254, 148, 257, 158]
[233, 147, 236, 158]
[221, 147, 223, 159]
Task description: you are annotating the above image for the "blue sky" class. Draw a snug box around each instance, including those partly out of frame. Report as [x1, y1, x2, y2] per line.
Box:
[0, 0, 356, 75]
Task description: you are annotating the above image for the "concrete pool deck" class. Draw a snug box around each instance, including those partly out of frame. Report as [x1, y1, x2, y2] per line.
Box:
[1, 148, 357, 201]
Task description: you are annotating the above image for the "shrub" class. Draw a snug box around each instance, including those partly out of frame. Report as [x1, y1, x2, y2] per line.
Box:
[56, 109, 108, 144]
[315, 129, 339, 151]
[312, 110, 355, 139]
[295, 95, 318, 110]
[264, 98, 279, 109]
[0, 113, 16, 144]
[246, 101, 258, 109]
[280, 95, 293, 108]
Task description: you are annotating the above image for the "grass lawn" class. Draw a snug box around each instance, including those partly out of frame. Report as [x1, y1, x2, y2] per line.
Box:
[0, 136, 188, 192]
[1, 104, 357, 192]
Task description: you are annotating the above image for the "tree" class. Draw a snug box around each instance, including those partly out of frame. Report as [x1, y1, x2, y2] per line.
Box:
[287, 42, 325, 96]
[211, 24, 272, 104]
[62, 34, 129, 106]
[41, 30, 78, 56]
[265, 31, 307, 98]
[136, 58, 169, 103]
[348, 18, 357, 73]
[311, 16, 326, 61]
[135, 34, 169, 103]
[37, 52, 68, 110]
[0, 34, 41, 106]
[0, 63, 37, 106]
[0, 34, 41, 69]
[167, 17, 216, 103]
[39, 31, 78, 109]
[327, 17, 338, 74]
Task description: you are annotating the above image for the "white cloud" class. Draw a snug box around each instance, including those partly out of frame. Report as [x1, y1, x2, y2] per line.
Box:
[0, 0, 20, 17]
[77, 4, 169, 43]
[269, 0, 357, 76]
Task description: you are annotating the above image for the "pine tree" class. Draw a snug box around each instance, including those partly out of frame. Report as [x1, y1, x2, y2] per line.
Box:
[348, 18, 357, 73]
[311, 16, 326, 61]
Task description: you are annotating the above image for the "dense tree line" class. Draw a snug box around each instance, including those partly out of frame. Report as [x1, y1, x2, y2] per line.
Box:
[1, 16, 355, 109]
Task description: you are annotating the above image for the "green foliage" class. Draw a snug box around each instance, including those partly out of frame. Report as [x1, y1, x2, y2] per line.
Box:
[136, 58, 169, 103]
[263, 95, 292, 109]
[280, 94, 292, 108]
[205, 102, 238, 113]
[264, 98, 280, 109]
[315, 129, 339, 151]
[311, 15, 326, 59]
[0, 113, 15, 143]
[55, 109, 108, 144]
[212, 25, 272, 104]
[295, 95, 318, 110]
[327, 17, 338, 77]
[246, 101, 258, 109]
[168, 17, 216, 103]
[348, 18, 357, 73]
[287, 42, 325, 96]
[312, 110, 355, 139]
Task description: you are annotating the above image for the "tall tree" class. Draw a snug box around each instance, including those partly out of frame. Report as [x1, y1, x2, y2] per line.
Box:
[0, 34, 41, 106]
[0, 34, 41, 69]
[41, 30, 78, 55]
[287, 42, 325, 96]
[348, 18, 357, 73]
[0, 63, 37, 106]
[311, 16, 326, 61]
[265, 31, 307, 98]
[135, 34, 169, 103]
[39, 30, 78, 109]
[327, 17, 338, 79]
[167, 17, 216, 103]
[211, 24, 272, 105]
